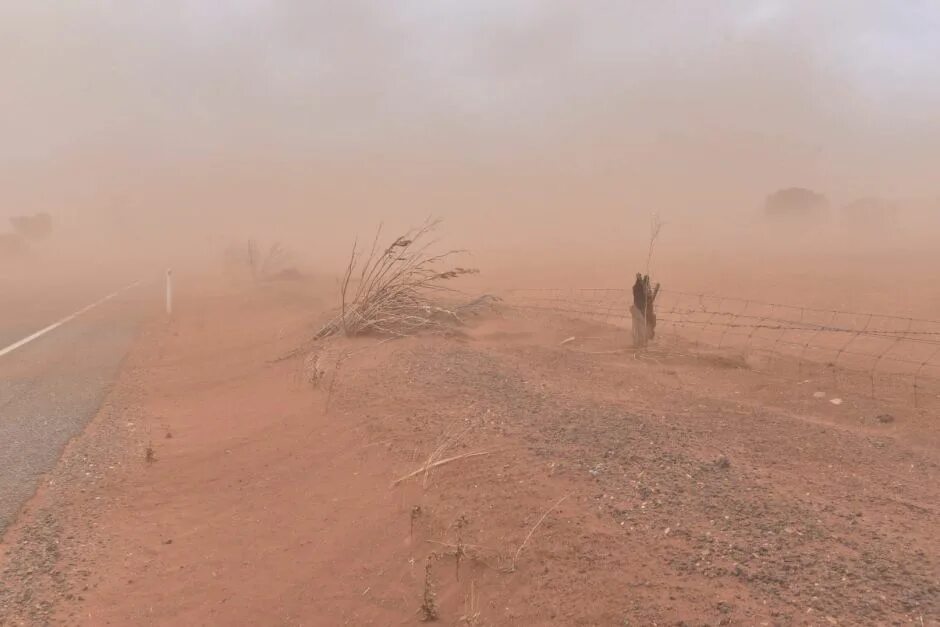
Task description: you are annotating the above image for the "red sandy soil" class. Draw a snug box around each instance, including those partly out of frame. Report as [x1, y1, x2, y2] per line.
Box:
[1, 275, 938, 626]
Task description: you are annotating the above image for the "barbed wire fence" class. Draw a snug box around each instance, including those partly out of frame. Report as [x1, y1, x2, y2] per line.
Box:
[504, 287, 940, 411]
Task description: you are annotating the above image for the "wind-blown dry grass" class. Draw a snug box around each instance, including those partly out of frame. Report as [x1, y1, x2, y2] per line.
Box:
[316, 219, 477, 339]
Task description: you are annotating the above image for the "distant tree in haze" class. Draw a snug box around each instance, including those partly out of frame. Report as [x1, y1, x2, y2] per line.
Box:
[763, 187, 830, 222]
[840, 197, 897, 231]
[9, 212, 53, 241]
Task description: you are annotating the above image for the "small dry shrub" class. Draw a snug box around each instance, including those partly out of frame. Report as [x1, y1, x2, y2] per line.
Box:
[224, 240, 296, 281]
[315, 219, 477, 339]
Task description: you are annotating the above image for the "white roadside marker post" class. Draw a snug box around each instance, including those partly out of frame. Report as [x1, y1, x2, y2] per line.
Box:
[166, 268, 173, 315]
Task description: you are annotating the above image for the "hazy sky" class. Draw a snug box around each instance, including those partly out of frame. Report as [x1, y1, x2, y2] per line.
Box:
[2, 1, 938, 249]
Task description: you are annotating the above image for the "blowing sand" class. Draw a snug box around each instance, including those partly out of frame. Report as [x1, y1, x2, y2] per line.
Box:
[1, 259, 937, 625]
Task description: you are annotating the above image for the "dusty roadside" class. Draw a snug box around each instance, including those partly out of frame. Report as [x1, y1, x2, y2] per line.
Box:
[1, 276, 937, 625]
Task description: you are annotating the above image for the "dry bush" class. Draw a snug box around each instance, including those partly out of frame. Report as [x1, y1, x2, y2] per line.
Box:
[316, 220, 477, 339]
[224, 240, 296, 281]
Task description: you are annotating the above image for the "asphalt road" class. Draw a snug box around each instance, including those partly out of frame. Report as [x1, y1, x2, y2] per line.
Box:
[0, 280, 151, 533]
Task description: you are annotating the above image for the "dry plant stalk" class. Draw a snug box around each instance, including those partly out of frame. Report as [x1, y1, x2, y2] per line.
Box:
[317, 219, 477, 339]
[422, 422, 475, 487]
[410, 505, 422, 540]
[324, 350, 348, 413]
[455, 514, 469, 581]
[460, 580, 482, 626]
[420, 553, 440, 621]
[391, 451, 490, 487]
[425, 539, 505, 574]
[646, 212, 665, 276]
[509, 494, 570, 572]
[390, 418, 481, 487]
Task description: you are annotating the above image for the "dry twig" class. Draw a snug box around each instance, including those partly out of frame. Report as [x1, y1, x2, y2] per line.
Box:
[646, 212, 665, 276]
[391, 451, 490, 487]
[510, 494, 570, 572]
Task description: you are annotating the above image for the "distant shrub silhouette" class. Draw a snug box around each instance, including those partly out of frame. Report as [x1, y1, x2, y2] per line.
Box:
[763, 187, 829, 222]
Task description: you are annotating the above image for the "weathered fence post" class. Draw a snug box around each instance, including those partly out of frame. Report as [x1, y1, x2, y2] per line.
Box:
[166, 268, 173, 315]
[632, 273, 659, 348]
[631, 304, 649, 347]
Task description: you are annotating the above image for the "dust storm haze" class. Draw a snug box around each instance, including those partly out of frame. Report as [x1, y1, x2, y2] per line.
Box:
[2, 1, 939, 303]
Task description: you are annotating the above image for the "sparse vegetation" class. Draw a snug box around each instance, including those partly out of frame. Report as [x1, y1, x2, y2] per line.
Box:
[391, 419, 487, 488]
[392, 451, 491, 488]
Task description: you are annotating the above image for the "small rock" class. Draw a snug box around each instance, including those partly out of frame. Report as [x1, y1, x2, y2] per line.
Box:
[829, 398, 843, 406]
[813, 391, 826, 398]
[876, 414, 894, 424]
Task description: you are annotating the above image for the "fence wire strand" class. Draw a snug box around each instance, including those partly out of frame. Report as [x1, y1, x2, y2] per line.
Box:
[504, 287, 940, 410]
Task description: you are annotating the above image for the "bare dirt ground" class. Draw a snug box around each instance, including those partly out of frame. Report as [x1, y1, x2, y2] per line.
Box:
[1, 268, 938, 626]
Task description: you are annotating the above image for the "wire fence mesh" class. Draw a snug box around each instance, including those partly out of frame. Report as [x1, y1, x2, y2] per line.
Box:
[504, 287, 940, 411]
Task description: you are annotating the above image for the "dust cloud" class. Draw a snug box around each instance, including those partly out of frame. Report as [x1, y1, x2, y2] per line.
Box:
[2, 2, 939, 308]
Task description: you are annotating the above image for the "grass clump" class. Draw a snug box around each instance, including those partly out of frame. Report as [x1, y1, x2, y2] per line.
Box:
[317, 219, 477, 339]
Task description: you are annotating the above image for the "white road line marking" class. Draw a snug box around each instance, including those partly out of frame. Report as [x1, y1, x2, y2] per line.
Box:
[0, 280, 141, 358]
